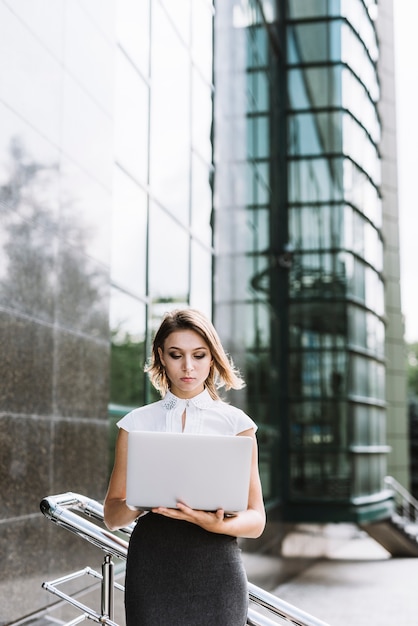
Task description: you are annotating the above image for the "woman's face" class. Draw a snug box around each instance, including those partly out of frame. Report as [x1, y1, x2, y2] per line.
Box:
[158, 329, 213, 399]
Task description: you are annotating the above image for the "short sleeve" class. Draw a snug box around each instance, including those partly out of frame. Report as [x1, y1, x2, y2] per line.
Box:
[116, 411, 135, 432]
[235, 409, 258, 434]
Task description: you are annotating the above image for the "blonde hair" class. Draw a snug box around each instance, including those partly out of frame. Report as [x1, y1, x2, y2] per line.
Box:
[145, 309, 245, 400]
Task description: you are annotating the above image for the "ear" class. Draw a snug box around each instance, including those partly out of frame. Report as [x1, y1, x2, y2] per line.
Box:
[158, 346, 166, 366]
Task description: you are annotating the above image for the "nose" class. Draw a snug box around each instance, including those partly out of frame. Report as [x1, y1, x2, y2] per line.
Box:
[183, 357, 194, 372]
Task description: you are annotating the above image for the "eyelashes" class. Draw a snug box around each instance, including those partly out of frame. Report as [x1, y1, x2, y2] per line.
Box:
[168, 352, 208, 360]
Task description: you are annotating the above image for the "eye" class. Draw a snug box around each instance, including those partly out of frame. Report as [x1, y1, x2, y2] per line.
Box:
[168, 352, 182, 359]
[194, 353, 207, 359]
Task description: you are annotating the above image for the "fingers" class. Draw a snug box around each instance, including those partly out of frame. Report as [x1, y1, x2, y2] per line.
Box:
[151, 504, 225, 529]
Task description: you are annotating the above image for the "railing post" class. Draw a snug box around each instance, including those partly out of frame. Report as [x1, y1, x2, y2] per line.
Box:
[101, 554, 114, 621]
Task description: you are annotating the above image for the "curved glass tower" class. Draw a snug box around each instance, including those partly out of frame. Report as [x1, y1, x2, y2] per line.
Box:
[285, 0, 389, 520]
[214, 0, 397, 522]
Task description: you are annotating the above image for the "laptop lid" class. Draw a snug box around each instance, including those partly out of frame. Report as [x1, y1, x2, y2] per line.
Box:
[126, 431, 253, 513]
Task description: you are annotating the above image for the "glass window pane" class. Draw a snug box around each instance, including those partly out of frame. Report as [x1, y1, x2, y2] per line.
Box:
[288, 111, 343, 156]
[116, 0, 150, 75]
[288, 157, 344, 203]
[190, 240, 212, 316]
[191, 153, 212, 247]
[287, 0, 340, 19]
[115, 51, 149, 185]
[148, 202, 189, 303]
[111, 167, 147, 296]
[192, 69, 212, 163]
[160, 0, 191, 45]
[287, 21, 341, 64]
[288, 66, 342, 110]
[150, 4, 191, 223]
[192, 0, 214, 80]
[110, 288, 146, 406]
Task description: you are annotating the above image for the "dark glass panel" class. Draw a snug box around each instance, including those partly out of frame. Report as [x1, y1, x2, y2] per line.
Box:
[289, 349, 347, 399]
[246, 24, 268, 68]
[289, 302, 347, 350]
[247, 115, 269, 159]
[287, 0, 340, 19]
[288, 156, 344, 203]
[351, 404, 386, 447]
[288, 66, 342, 110]
[289, 251, 348, 299]
[287, 21, 341, 64]
[289, 204, 344, 250]
[288, 111, 343, 157]
[290, 451, 351, 500]
[347, 305, 385, 357]
[348, 354, 385, 401]
[352, 453, 387, 498]
[247, 70, 269, 113]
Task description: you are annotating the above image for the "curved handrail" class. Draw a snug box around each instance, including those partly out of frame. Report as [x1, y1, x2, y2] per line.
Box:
[384, 476, 418, 523]
[248, 583, 330, 626]
[40, 493, 131, 560]
[40, 492, 331, 626]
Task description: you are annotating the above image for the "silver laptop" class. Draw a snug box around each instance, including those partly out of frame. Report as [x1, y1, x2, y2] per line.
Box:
[126, 431, 253, 513]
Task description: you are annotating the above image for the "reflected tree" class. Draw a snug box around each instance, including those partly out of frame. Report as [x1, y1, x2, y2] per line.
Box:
[0, 137, 58, 319]
[0, 136, 106, 335]
[110, 328, 146, 406]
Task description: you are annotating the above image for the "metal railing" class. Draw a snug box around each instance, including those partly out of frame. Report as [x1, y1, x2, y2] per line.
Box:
[384, 475, 418, 525]
[40, 492, 331, 626]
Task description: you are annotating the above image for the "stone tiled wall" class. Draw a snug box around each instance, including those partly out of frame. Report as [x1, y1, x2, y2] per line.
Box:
[0, 2, 115, 622]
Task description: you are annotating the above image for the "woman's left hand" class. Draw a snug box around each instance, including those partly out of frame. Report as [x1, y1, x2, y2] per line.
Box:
[152, 502, 226, 532]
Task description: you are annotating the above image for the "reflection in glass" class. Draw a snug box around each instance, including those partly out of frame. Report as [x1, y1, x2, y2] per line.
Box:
[190, 240, 212, 317]
[0, 137, 110, 336]
[150, 3, 190, 224]
[116, 0, 150, 75]
[148, 202, 189, 302]
[111, 167, 148, 296]
[115, 51, 150, 185]
[110, 288, 146, 406]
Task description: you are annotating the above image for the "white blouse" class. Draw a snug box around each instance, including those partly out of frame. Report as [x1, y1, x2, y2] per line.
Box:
[117, 388, 257, 436]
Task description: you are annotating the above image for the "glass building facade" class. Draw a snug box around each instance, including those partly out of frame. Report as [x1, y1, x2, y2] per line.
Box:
[285, 0, 388, 519]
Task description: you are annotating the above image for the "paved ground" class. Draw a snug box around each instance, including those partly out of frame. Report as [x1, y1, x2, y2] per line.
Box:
[243, 524, 418, 626]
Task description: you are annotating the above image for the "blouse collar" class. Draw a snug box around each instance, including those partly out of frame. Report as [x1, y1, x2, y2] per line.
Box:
[161, 388, 214, 410]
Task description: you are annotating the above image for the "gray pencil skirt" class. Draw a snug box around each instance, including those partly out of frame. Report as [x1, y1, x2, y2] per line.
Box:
[125, 512, 248, 625]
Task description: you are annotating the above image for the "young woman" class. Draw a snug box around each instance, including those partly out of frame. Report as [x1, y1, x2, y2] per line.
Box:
[104, 308, 266, 625]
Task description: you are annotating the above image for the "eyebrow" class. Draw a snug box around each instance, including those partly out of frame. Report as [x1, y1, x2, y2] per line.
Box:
[166, 345, 209, 351]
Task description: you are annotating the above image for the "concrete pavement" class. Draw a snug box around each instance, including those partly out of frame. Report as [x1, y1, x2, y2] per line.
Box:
[243, 523, 418, 626]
